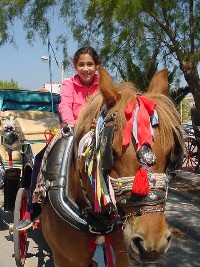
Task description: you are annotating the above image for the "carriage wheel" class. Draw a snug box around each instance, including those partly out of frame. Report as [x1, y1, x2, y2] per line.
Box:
[182, 137, 200, 173]
[13, 188, 28, 267]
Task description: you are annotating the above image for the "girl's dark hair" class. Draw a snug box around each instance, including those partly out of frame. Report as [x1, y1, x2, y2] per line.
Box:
[73, 46, 101, 66]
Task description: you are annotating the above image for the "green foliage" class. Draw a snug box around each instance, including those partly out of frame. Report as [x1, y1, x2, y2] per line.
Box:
[0, 79, 22, 89]
[56, 0, 200, 93]
[1, 1, 200, 67]
[0, 0, 31, 45]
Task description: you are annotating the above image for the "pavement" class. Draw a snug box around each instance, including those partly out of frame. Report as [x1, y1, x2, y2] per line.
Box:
[166, 169, 200, 241]
[0, 170, 200, 267]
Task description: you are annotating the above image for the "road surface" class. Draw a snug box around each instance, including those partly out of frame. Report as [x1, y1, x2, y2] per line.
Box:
[0, 189, 200, 267]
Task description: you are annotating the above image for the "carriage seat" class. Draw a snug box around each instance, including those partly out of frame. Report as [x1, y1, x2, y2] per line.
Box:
[15, 117, 60, 141]
[0, 110, 60, 163]
[0, 110, 60, 139]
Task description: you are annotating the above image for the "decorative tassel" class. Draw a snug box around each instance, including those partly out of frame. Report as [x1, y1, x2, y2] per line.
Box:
[132, 168, 150, 196]
[88, 235, 115, 267]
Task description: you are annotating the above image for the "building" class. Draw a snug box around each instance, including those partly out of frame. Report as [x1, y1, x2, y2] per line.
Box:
[185, 93, 195, 106]
[180, 93, 195, 123]
[43, 82, 62, 94]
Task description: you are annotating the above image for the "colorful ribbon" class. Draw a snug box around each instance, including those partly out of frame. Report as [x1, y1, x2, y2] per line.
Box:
[136, 96, 156, 150]
[88, 235, 115, 267]
[122, 96, 156, 150]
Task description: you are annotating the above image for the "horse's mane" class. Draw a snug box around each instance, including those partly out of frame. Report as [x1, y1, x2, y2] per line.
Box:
[144, 91, 184, 153]
[75, 81, 184, 155]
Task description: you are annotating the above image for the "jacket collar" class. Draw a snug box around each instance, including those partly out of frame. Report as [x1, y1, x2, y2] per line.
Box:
[72, 74, 98, 87]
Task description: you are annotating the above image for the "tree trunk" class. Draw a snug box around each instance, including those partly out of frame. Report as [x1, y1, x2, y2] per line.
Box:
[181, 61, 200, 117]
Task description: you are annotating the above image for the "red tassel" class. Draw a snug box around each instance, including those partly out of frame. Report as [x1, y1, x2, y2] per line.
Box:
[132, 168, 150, 196]
[88, 236, 97, 252]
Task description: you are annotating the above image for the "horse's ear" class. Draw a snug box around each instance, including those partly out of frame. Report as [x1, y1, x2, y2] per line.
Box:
[147, 69, 168, 94]
[97, 66, 121, 107]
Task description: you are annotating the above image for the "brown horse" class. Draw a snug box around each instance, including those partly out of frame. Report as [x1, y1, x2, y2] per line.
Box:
[41, 66, 183, 267]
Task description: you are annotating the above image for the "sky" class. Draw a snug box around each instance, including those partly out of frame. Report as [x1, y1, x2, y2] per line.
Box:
[0, 20, 78, 91]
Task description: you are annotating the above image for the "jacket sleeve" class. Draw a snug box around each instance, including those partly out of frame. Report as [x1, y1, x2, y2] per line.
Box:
[58, 79, 75, 125]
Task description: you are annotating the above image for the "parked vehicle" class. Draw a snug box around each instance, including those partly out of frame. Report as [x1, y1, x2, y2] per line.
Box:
[0, 89, 60, 267]
[181, 107, 200, 173]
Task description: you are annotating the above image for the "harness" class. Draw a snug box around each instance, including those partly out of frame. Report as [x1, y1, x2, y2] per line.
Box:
[39, 103, 169, 235]
[76, 108, 168, 232]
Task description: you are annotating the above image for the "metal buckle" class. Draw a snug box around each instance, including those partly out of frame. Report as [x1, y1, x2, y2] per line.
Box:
[135, 206, 143, 216]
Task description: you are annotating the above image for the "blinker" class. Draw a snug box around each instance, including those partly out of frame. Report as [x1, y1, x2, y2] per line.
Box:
[99, 125, 115, 171]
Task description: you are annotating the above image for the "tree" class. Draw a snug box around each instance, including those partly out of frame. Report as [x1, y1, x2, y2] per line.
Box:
[170, 86, 190, 106]
[0, 79, 22, 90]
[0, 0, 30, 46]
[65, 0, 200, 109]
[60, 0, 200, 109]
[0, 1, 199, 111]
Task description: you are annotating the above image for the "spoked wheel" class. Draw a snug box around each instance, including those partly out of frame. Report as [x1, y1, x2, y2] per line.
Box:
[13, 188, 28, 267]
[182, 137, 200, 173]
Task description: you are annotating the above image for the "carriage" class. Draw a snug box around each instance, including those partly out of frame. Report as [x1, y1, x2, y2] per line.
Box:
[181, 106, 200, 173]
[0, 89, 60, 266]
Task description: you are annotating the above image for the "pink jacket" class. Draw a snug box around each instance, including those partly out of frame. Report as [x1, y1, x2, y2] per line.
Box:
[59, 74, 99, 125]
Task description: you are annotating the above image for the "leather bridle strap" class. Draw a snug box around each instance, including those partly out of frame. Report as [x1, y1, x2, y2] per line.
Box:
[124, 206, 165, 219]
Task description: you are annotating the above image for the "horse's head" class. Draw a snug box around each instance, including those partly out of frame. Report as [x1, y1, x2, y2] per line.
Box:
[74, 66, 183, 264]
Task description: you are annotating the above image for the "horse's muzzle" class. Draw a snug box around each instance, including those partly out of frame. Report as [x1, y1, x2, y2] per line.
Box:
[127, 230, 171, 264]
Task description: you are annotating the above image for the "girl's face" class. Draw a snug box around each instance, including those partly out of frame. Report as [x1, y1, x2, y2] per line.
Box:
[75, 53, 97, 87]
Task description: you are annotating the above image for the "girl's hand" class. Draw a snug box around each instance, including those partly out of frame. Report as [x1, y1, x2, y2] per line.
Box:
[0, 112, 4, 125]
[0, 111, 4, 119]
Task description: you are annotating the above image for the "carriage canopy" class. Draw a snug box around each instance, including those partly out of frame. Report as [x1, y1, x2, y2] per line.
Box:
[0, 89, 60, 113]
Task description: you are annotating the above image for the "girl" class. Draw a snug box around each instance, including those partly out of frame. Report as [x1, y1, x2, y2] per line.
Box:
[16, 46, 100, 231]
[59, 46, 100, 125]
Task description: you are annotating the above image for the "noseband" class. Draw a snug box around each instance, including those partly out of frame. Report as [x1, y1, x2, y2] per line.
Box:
[108, 173, 168, 218]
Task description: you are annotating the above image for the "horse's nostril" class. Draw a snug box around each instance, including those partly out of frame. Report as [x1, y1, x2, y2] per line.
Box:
[166, 233, 172, 243]
[133, 236, 144, 252]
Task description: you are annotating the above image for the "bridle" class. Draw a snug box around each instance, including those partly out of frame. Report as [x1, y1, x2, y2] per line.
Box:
[76, 107, 169, 233]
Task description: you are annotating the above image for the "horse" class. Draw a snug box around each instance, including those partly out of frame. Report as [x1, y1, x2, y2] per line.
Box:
[40, 66, 184, 267]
